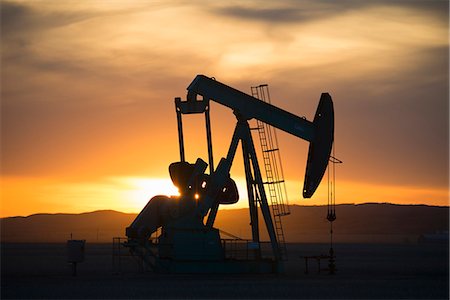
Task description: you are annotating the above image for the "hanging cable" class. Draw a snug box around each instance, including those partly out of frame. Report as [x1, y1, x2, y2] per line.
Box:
[327, 145, 342, 274]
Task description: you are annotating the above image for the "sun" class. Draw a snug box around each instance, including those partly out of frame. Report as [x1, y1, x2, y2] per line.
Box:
[117, 177, 180, 211]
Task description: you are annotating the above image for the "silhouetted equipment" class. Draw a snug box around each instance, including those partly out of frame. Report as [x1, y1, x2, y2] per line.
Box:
[326, 149, 342, 275]
[251, 84, 290, 260]
[303, 254, 333, 274]
[125, 75, 335, 273]
[302, 152, 342, 276]
[67, 239, 85, 276]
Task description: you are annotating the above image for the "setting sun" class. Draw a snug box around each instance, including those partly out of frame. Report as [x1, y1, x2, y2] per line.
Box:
[115, 177, 180, 210]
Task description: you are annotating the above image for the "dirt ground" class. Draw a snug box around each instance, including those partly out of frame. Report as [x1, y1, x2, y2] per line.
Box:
[1, 242, 448, 299]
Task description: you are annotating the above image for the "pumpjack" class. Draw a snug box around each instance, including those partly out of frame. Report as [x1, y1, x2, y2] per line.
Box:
[125, 75, 334, 273]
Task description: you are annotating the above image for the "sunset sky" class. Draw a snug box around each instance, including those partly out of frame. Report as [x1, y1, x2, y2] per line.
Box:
[1, 0, 449, 217]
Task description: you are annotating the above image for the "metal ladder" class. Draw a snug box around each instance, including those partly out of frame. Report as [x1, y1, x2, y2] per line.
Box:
[251, 84, 290, 260]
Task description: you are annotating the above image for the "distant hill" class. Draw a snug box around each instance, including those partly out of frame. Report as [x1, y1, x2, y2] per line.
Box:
[1, 204, 448, 243]
[0, 210, 136, 243]
[216, 203, 449, 243]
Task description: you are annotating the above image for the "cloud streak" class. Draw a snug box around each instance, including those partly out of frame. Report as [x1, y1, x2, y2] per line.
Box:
[209, 0, 448, 25]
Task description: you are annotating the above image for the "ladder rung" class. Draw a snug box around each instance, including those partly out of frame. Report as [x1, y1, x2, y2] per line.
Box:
[263, 148, 279, 153]
[274, 212, 291, 217]
[263, 180, 285, 184]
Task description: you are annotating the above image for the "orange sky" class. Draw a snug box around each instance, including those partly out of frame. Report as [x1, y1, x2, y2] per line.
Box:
[1, 1, 449, 217]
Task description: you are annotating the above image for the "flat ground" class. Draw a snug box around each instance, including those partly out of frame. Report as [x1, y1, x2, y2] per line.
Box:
[1, 242, 448, 299]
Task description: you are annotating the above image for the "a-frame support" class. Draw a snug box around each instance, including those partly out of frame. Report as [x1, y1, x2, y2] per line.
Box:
[240, 119, 281, 261]
[205, 117, 281, 261]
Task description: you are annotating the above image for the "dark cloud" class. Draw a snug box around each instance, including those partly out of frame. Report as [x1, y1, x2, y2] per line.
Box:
[1, 1, 97, 39]
[210, 0, 448, 24]
[1, 1, 31, 33]
[0, 1, 103, 86]
[212, 5, 313, 24]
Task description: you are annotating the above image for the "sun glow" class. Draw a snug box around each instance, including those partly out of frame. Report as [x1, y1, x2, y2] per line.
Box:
[116, 177, 180, 210]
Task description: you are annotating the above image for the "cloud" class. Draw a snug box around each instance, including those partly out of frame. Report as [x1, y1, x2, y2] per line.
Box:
[1, 1, 100, 42]
[209, 0, 448, 25]
[211, 5, 314, 24]
[208, 1, 361, 24]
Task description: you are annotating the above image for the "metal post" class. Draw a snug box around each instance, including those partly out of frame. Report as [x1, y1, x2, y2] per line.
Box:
[175, 98, 185, 162]
[205, 103, 214, 173]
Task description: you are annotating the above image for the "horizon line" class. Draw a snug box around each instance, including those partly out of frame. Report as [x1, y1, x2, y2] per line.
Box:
[2, 202, 449, 219]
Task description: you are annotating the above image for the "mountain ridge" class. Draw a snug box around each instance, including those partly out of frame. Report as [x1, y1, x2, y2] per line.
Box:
[1, 203, 448, 243]
[3, 203, 448, 219]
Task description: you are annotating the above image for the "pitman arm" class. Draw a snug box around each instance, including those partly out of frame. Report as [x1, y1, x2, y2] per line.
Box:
[186, 74, 334, 198]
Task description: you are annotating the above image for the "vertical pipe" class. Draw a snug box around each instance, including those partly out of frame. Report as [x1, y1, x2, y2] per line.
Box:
[175, 98, 185, 162]
[205, 103, 214, 173]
